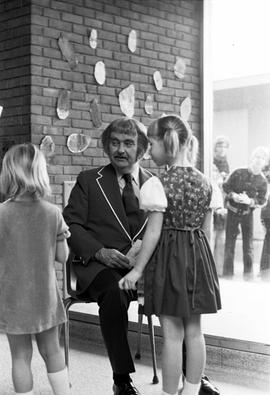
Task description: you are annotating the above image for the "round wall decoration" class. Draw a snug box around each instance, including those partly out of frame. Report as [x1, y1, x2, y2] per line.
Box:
[67, 133, 91, 153]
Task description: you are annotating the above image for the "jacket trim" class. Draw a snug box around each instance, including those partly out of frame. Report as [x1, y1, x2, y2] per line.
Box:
[96, 166, 148, 242]
[96, 167, 131, 241]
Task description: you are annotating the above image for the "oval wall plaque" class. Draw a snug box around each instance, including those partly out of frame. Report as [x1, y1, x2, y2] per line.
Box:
[128, 30, 137, 53]
[67, 133, 91, 153]
[94, 61, 106, 85]
[153, 70, 163, 91]
[89, 29, 97, 49]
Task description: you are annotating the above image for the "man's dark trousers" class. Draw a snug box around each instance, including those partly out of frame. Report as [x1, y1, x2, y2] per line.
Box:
[83, 267, 137, 374]
[223, 209, 253, 275]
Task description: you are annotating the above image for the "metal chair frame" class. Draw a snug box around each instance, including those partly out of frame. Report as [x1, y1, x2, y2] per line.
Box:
[62, 255, 159, 384]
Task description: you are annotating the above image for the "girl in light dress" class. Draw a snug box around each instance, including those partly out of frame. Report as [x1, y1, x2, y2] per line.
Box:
[0, 143, 71, 395]
[119, 115, 221, 395]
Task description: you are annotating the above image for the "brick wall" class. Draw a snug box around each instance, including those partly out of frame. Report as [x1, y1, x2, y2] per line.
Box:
[0, 0, 31, 161]
[0, 0, 203, 291]
[29, 0, 203, 206]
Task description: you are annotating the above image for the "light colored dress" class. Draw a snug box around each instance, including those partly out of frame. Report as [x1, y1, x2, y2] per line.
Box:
[0, 199, 68, 334]
[140, 167, 221, 318]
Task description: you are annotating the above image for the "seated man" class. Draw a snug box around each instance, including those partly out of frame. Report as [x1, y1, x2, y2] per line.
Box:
[63, 117, 220, 395]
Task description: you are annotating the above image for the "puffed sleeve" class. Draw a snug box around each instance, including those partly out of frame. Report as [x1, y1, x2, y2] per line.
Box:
[140, 176, 167, 212]
[56, 207, 71, 241]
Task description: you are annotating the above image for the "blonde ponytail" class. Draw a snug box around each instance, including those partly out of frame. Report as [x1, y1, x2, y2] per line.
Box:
[164, 129, 179, 158]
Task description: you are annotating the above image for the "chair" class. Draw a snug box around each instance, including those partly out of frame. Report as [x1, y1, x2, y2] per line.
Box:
[62, 253, 159, 384]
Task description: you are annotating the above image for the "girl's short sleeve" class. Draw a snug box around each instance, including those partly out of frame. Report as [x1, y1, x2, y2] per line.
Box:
[140, 176, 167, 212]
[56, 208, 71, 241]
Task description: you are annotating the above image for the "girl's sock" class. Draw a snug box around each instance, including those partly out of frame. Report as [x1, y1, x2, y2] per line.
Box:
[181, 379, 201, 395]
[47, 367, 71, 395]
[178, 373, 184, 392]
[15, 392, 34, 395]
[162, 373, 183, 395]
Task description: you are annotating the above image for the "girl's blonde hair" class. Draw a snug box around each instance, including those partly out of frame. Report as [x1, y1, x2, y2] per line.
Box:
[148, 114, 192, 158]
[0, 143, 51, 200]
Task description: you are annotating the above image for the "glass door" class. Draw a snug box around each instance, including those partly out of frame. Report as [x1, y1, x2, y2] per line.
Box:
[203, 0, 270, 350]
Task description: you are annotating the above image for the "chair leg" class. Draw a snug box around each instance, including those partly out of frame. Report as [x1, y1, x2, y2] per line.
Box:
[147, 315, 159, 384]
[62, 299, 74, 389]
[63, 317, 70, 368]
[135, 312, 143, 359]
[62, 298, 75, 369]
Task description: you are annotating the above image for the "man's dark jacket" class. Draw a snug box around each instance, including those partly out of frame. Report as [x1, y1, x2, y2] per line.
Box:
[63, 163, 153, 294]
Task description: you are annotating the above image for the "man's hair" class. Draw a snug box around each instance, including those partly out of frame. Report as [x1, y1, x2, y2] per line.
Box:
[101, 117, 148, 159]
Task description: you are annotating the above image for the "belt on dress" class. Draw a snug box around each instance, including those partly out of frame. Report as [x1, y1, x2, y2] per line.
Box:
[163, 226, 205, 309]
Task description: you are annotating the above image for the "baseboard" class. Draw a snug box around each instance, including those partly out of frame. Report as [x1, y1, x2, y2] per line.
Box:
[69, 310, 270, 355]
[67, 311, 270, 391]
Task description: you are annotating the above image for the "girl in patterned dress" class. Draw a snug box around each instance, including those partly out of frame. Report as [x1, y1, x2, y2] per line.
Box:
[0, 143, 71, 395]
[119, 115, 221, 395]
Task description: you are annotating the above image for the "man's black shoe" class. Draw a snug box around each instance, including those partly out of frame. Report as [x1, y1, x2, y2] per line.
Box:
[113, 381, 141, 395]
[199, 375, 220, 395]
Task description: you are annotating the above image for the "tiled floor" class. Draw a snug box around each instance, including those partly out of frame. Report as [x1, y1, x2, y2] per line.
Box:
[0, 326, 269, 395]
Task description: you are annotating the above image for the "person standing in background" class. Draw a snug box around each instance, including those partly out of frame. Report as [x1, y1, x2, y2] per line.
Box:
[211, 164, 226, 276]
[259, 195, 270, 278]
[212, 136, 230, 275]
[213, 136, 230, 181]
[223, 146, 268, 278]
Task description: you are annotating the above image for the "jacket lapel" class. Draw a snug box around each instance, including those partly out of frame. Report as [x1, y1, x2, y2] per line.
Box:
[96, 164, 131, 239]
[96, 164, 153, 241]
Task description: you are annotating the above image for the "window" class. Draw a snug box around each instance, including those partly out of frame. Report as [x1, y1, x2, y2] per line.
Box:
[203, 0, 270, 352]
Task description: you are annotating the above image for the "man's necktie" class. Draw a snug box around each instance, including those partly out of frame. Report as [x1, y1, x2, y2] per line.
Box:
[122, 173, 140, 237]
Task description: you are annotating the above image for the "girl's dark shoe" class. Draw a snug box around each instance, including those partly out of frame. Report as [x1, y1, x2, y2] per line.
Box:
[199, 376, 220, 395]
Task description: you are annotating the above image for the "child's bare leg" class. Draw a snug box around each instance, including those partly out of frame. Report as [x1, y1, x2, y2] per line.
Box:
[35, 325, 70, 395]
[182, 314, 205, 394]
[35, 326, 65, 372]
[159, 315, 184, 395]
[7, 333, 33, 393]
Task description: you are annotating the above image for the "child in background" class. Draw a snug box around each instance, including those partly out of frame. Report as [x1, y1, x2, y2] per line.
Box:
[213, 135, 230, 181]
[211, 164, 227, 275]
[188, 136, 225, 272]
[0, 143, 71, 395]
[119, 115, 221, 395]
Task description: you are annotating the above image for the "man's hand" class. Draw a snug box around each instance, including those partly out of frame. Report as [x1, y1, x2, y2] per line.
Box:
[119, 268, 143, 290]
[95, 248, 130, 269]
[231, 192, 242, 203]
[231, 192, 251, 205]
[238, 192, 251, 205]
